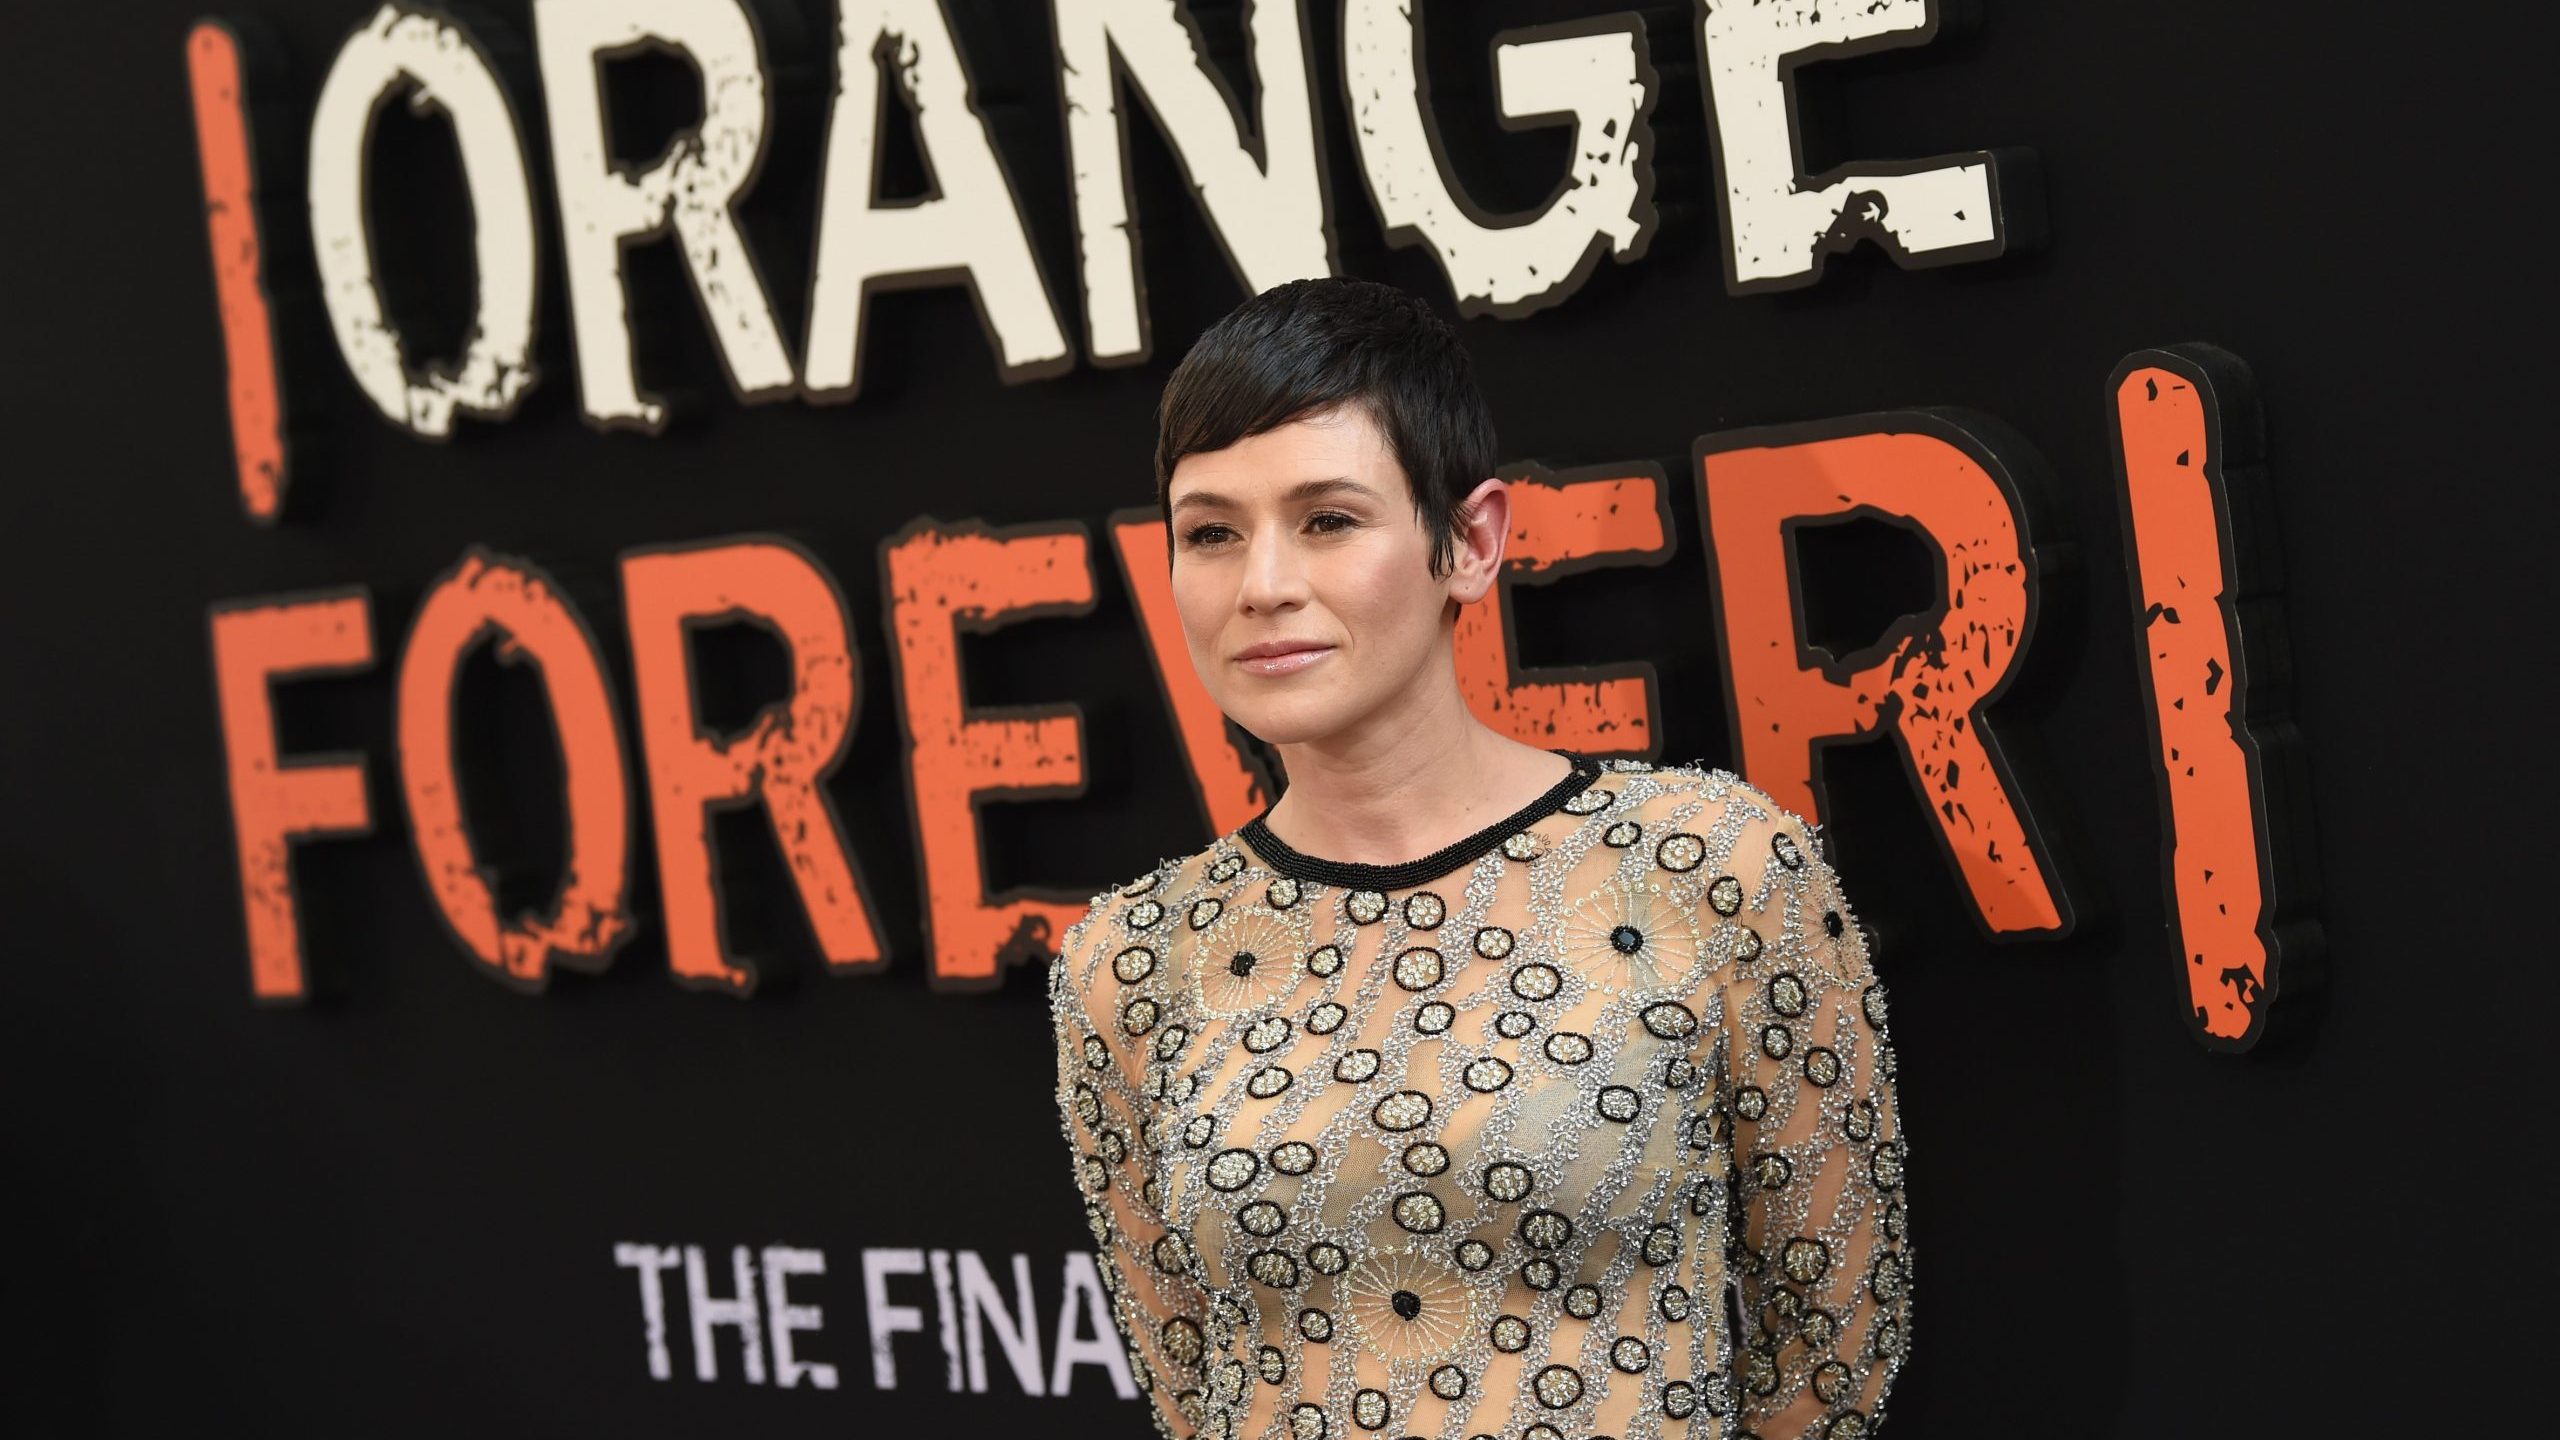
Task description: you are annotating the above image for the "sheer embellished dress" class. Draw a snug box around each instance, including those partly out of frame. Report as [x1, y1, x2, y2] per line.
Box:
[1047, 752, 1912, 1440]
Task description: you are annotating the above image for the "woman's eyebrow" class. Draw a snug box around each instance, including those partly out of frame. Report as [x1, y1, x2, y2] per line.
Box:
[1170, 476, 1382, 513]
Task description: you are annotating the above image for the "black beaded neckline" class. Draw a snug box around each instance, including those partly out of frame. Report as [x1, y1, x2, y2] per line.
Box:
[1238, 748, 1604, 891]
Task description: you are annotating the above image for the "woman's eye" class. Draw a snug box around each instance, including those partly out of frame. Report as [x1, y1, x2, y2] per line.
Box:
[1183, 514, 1352, 547]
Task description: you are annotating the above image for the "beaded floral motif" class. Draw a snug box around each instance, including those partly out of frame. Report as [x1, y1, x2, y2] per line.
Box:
[1558, 879, 1704, 997]
[1049, 758, 1912, 1440]
[1188, 904, 1309, 1016]
[1337, 1247, 1494, 1369]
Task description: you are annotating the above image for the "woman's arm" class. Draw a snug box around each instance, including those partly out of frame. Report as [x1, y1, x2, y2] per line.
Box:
[1717, 798, 1914, 1439]
[1049, 896, 1220, 1440]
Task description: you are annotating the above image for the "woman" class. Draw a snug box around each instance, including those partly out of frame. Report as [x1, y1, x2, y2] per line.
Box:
[1049, 277, 1911, 1440]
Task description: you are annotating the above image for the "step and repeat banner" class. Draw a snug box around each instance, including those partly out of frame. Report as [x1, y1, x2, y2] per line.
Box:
[4, 0, 2527, 1434]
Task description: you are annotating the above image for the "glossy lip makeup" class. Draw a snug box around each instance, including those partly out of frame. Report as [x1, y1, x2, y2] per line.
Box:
[1234, 641, 1334, 676]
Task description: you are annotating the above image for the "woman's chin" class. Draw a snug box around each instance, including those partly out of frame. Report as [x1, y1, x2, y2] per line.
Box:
[1218, 697, 1347, 749]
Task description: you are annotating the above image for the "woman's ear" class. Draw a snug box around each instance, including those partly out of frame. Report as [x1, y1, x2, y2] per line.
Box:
[1446, 476, 1512, 606]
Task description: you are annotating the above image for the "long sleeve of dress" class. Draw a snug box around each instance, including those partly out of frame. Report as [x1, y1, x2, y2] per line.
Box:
[1714, 801, 1912, 1440]
[1049, 872, 1216, 1440]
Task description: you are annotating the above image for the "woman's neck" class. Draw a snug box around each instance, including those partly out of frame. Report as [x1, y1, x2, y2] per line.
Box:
[1259, 684, 1576, 868]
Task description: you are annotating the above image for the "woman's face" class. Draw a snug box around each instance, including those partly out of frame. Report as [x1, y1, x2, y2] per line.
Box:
[1167, 404, 1487, 747]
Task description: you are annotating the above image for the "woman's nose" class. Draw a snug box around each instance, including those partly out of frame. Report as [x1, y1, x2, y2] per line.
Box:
[1238, 527, 1306, 614]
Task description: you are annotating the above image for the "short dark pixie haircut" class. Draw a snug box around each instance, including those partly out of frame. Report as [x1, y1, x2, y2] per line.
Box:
[1156, 277, 1497, 580]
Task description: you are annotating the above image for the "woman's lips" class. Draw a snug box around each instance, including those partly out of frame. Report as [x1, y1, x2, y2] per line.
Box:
[1236, 645, 1334, 676]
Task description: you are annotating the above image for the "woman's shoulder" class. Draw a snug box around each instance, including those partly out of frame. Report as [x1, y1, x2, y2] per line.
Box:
[1053, 836, 1227, 968]
[1592, 754, 1815, 833]
[1611, 757, 1875, 989]
[1589, 757, 1843, 914]
[1047, 835, 1248, 1044]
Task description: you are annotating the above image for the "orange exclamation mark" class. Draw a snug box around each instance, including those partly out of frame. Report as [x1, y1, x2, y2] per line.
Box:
[2110, 344, 2325, 1052]
[186, 21, 289, 522]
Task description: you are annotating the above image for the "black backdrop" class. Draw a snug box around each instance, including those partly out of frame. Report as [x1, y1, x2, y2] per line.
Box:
[4, 0, 2543, 1434]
